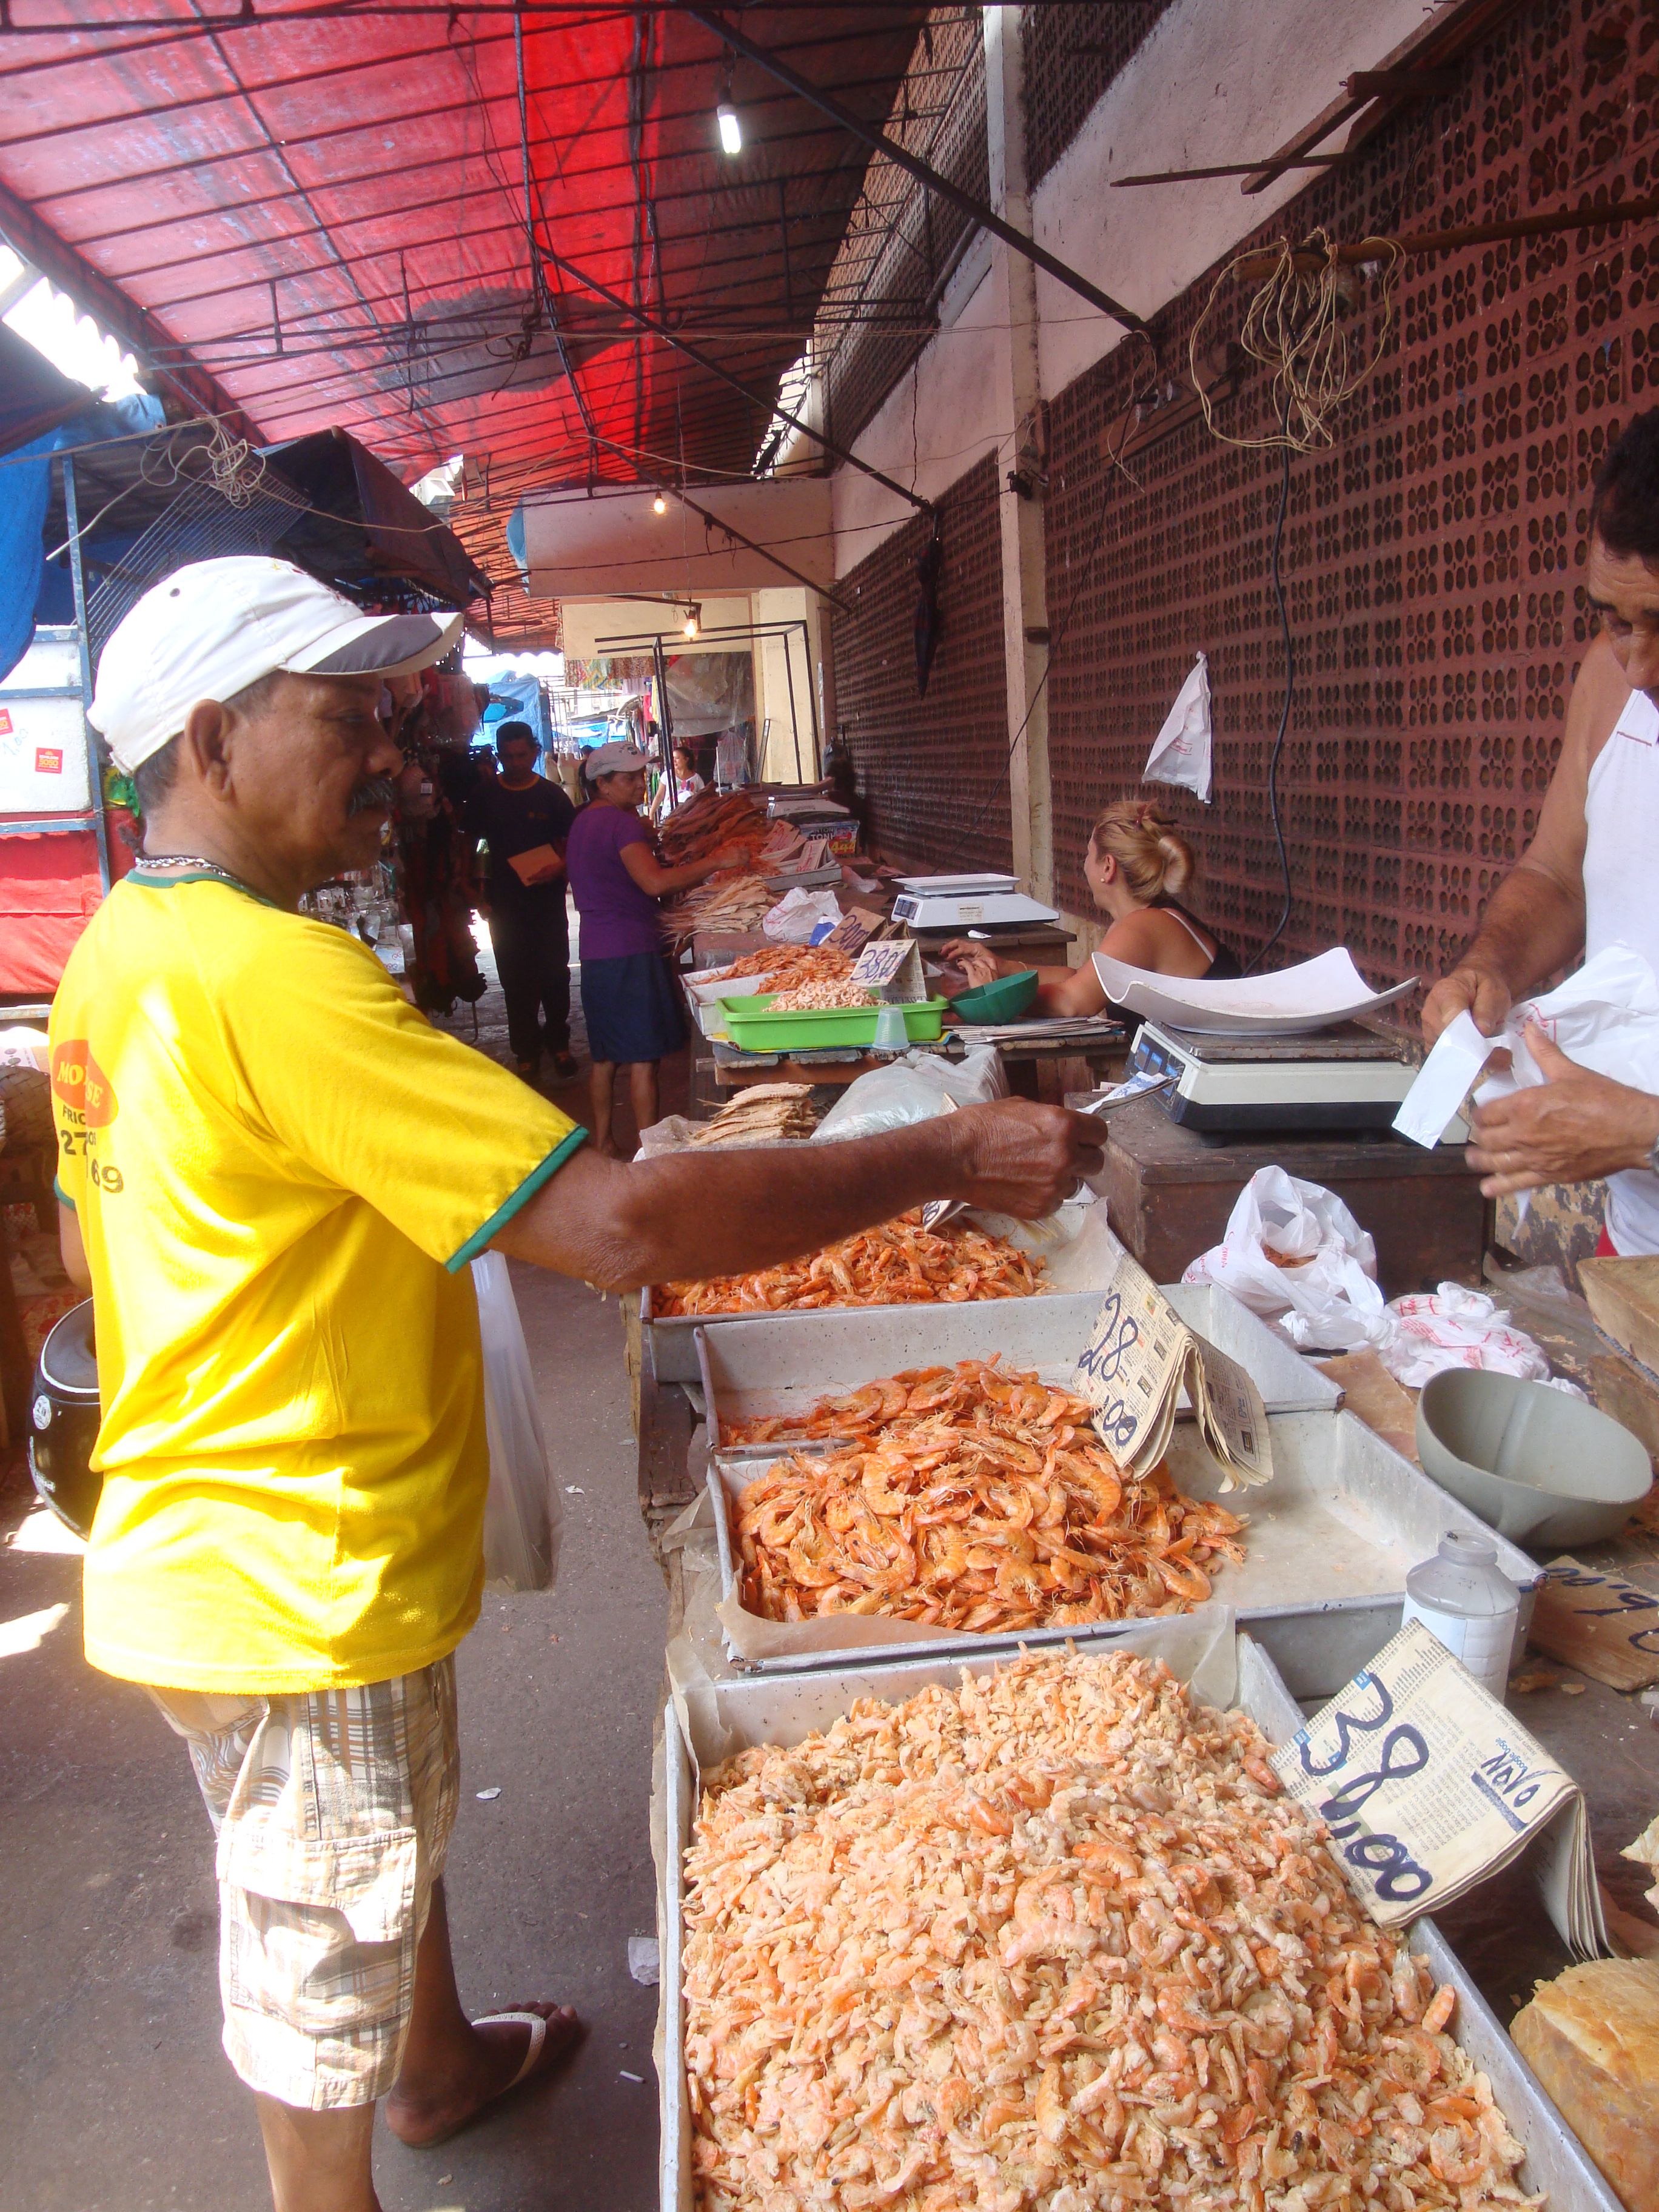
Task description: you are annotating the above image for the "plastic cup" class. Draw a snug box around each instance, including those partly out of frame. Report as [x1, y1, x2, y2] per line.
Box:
[871, 1003, 907, 1050]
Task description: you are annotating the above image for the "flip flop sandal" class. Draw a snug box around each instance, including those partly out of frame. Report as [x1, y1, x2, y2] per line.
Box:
[400, 2011, 567, 2149]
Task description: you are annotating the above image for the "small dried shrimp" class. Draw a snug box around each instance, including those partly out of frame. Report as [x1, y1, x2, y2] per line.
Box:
[726, 1360, 1245, 1631]
[682, 1647, 1536, 2212]
[656, 1212, 1045, 1317]
[764, 979, 877, 1012]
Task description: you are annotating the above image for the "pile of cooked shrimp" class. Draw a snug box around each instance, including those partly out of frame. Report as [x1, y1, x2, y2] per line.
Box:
[682, 1648, 1532, 2212]
[724, 1361, 1245, 1632]
[655, 1213, 1046, 1316]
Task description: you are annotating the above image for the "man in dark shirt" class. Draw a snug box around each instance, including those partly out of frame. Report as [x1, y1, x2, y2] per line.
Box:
[463, 722, 578, 1081]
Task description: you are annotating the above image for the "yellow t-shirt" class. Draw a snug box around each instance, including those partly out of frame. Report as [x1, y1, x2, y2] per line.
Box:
[49, 871, 585, 1695]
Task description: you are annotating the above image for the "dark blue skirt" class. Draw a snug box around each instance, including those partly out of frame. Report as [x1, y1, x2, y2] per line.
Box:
[580, 951, 686, 1064]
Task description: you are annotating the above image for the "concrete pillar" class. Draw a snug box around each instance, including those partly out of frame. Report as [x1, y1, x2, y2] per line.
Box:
[984, 4, 1052, 902]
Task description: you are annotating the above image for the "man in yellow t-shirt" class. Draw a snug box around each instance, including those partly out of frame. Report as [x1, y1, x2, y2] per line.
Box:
[59, 557, 1103, 2212]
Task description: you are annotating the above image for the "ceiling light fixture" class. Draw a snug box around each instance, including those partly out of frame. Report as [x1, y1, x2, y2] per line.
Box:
[683, 603, 701, 642]
[652, 491, 667, 514]
[717, 101, 742, 155]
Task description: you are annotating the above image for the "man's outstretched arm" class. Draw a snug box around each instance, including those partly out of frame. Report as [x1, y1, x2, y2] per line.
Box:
[493, 1100, 1104, 1292]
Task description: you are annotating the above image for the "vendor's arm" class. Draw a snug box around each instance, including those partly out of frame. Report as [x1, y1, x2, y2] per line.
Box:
[1422, 635, 1624, 1045]
[620, 840, 721, 899]
[939, 938, 1105, 1016]
[495, 1099, 1105, 1291]
[1467, 1024, 1659, 1196]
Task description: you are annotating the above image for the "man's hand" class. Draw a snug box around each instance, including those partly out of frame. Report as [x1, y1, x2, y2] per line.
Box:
[1422, 962, 1512, 1048]
[943, 1100, 1106, 1218]
[1467, 1023, 1659, 1196]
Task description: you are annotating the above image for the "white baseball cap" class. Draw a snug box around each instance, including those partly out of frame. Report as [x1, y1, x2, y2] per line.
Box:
[584, 740, 651, 779]
[90, 556, 466, 772]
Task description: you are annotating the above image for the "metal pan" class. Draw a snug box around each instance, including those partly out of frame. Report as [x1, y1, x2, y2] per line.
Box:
[702, 1404, 1540, 1691]
[656, 1626, 1618, 2212]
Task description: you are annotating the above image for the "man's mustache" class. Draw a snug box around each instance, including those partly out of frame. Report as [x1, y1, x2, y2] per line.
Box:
[347, 775, 400, 818]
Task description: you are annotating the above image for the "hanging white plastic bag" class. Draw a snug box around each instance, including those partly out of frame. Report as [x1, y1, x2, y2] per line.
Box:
[811, 1044, 1006, 1142]
[1143, 652, 1213, 803]
[471, 1252, 561, 1592]
[762, 886, 843, 943]
[1181, 1165, 1388, 1351]
[1376, 1284, 1552, 1390]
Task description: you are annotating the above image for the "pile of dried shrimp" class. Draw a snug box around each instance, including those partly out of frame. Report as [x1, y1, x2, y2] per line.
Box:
[723, 945, 854, 987]
[726, 1361, 1244, 1629]
[655, 1212, 1045, 1316]
[765, 979, 877, 1012]
[683, 1647, 1533, 2212]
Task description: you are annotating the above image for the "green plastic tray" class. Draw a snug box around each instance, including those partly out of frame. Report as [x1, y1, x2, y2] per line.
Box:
[719, 993, 948, 1052]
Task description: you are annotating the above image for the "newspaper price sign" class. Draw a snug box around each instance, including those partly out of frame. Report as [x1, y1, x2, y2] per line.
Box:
[1272, 1620, 1606, 1955]
[1072, 1248, 1273, 1489]
[851, 937, 926, 1004]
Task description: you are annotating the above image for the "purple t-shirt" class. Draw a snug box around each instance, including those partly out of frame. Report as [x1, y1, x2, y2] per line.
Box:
[565, 802, 663, 959]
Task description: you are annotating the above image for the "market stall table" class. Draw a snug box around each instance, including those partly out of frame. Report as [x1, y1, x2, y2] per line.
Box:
[1099, 1092, 1486, 1295]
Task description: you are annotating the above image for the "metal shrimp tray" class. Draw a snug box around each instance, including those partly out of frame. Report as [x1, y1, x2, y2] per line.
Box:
[639, 1236, 1352, 1389]
[655, 1621, 1618, 2212]
[702, 1404, 1541, 1692]
[690, 1282, 1341, 1434]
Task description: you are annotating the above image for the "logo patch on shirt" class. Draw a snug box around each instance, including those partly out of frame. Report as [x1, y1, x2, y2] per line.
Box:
[52, 1041, 119, 1127]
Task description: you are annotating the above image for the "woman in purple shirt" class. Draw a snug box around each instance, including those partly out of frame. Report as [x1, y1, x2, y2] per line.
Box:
[564, 742, 721, 1154]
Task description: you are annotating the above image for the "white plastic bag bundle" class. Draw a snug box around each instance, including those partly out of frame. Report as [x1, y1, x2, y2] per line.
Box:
[811, 1045, 1006, 1144]
[1181, 1165, 1387, 1351]
[1377, 1284, 1551, 1390]
[471, 1252, 561, 1592]
[1143, 652, 1213, 803]
[762, 886, 842, 943]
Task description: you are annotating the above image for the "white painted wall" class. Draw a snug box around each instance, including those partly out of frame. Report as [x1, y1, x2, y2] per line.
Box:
[833, 0, 1444, 574]
[520, 477, 834, 597]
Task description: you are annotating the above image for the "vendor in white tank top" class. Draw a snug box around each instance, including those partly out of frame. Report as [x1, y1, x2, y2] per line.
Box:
[1423, 407, 1659, 1254]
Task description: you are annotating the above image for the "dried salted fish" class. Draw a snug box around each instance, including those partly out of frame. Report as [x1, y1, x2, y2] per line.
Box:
[656, 1212, 1045, 1317]
[682, 1647, 1537, 2212]
[725, 1360, 1245, 1631]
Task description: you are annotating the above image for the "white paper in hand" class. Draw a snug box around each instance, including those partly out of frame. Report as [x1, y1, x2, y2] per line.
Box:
[1392, 1010, 1495, 1147]
[1144, 652, 1212, 803]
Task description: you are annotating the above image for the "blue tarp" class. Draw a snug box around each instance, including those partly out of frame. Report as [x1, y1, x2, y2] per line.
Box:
[480, 669, 553, 750]
[0, 389, 165, 685]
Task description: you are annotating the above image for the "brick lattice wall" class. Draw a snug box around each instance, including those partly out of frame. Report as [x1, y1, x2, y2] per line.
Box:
[1021, 1, 1177, 189]
[830, 454, 1013, 871]
[1042, 0, 1645, 1000]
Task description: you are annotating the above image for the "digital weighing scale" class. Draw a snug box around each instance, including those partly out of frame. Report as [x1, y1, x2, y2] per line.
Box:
[1130, 1019, 1446, 1134]
[890, 873, 1061, 930]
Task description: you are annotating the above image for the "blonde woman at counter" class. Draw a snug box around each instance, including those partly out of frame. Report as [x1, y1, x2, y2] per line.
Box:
[946, 799, 1240, 1016]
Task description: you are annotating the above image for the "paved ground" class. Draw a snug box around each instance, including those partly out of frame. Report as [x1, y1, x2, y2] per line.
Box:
[1, 921, 684, 2211]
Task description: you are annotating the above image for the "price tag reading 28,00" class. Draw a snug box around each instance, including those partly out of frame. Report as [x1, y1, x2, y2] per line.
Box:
[1073, 1252, 1188, 1475]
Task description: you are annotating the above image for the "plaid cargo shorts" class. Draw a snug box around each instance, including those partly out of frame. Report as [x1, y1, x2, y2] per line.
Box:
[150, 1657, 460, 2110]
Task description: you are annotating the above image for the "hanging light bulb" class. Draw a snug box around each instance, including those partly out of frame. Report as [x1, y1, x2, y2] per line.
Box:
[683, 603, 701, 641]
[717, 101, 742, 155]
[652, 491, 666, 514]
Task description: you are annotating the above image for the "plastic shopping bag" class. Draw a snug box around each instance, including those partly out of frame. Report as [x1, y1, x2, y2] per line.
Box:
[1182, 1165, 1388, 1352]
[1378, 1284, 1552, 1390]
[762, 886, 843, 943]
[472, 1252, 561, 1592]
[1143, 653, 1213, 803]
[811, 1045, 1007, 1143]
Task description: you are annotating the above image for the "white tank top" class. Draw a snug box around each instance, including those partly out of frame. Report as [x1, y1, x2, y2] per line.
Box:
[1584, 685, 1659, 1254]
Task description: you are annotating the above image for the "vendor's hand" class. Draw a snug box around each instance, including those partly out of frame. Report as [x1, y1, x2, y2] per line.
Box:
[942, 939, 999, 989]
[519, 854, 562, 886]
[943, 1100, 1107, 1218]
[1467, 1022, 1659, 1196]
[1423, 963, 1512, 1048]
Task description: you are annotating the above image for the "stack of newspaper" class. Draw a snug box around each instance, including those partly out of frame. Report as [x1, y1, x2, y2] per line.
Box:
[1272, 1618, 1607, 1956]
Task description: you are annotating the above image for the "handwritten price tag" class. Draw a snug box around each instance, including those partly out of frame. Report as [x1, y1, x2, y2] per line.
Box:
[1271, 1620, 1597, 1945]
[1073, 1251, 1272, 1489]
[1531, 1556, 1659, 1689]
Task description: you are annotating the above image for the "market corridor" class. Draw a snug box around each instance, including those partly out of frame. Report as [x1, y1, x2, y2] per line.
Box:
[0, 953, 671, 2212]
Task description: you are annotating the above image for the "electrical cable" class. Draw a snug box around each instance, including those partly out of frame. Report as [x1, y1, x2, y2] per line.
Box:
[1244, 410, 1295, 974]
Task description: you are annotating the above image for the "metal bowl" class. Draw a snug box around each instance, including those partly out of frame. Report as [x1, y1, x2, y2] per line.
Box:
[1415, 1368, 1653, 1549]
